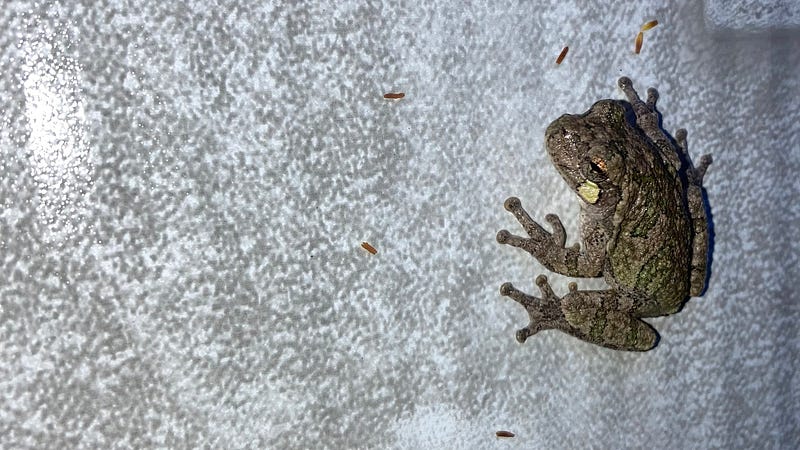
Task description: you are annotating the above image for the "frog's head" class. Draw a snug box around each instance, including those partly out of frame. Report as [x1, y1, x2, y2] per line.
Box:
[544, 99, 637, 209]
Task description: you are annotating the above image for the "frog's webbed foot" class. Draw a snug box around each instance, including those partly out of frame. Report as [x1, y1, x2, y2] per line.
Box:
[500, 275, 566, 343]
[496, 197, 570, 251]
[497, 197, 602, 277]
[618, 76, 662, 136]
[500, 277, 660, 350]
[675, 128, 712, 185]
[496, 197, 578, 257]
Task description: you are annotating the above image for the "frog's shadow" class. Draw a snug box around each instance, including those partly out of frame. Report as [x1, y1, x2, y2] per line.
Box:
[648, 107, 716, 301]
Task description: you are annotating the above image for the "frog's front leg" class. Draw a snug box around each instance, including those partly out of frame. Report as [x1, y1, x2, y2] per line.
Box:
[497, 197, 603, 277]
[618, 77, 681, 168]
[500, 276, 658, 351]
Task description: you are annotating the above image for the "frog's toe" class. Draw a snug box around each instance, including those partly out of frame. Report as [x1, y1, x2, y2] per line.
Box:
[646, 87, 658, 108]
[500, 282, 527, 301]
[500, 282, 542, 310]
[496, 231, 531, 249]
[534, 275, 558, 301]
[675, 128, 688, 151]
[516, 327, 535, 343]
[499, 282, 515, 296]
[544, 214, 566, 246]
[618, 76, 634, 92]
[619, 76, 642, 102]
[496, 229, 511, 244]
[503, 196, 521, 211]
[696, 154, 712, 181]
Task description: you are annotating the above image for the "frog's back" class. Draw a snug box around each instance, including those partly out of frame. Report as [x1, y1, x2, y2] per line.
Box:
[615, 78, 712, 299]
[606, 147, 693, 316]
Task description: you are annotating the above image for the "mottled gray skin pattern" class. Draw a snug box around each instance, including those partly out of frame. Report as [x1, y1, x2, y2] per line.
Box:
[497, 77, 712, 351]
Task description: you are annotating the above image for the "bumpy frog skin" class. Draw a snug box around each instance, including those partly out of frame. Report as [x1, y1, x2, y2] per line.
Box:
[496, 77, 712, 351]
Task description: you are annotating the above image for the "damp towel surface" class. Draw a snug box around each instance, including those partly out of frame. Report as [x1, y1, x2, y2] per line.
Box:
[1, 1, 798, 448]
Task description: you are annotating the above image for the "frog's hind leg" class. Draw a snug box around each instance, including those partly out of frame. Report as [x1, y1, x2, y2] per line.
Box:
[675, 129, 712, 296]
[499, 276, 658, 351]
[559, 284, 659, 351]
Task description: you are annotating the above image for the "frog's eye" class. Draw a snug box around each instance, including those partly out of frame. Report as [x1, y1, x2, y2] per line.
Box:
[582, 156, 609, 183]
[589, 156, 607, 174]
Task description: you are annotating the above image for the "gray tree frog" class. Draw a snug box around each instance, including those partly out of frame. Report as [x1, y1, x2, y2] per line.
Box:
[496, 77, 712, 351]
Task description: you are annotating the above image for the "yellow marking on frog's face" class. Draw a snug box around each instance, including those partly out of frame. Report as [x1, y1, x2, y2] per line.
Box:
[578, 179, 600, 204]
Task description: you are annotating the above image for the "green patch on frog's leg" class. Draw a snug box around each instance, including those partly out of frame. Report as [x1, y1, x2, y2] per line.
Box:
[561, 288, 658, 351]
